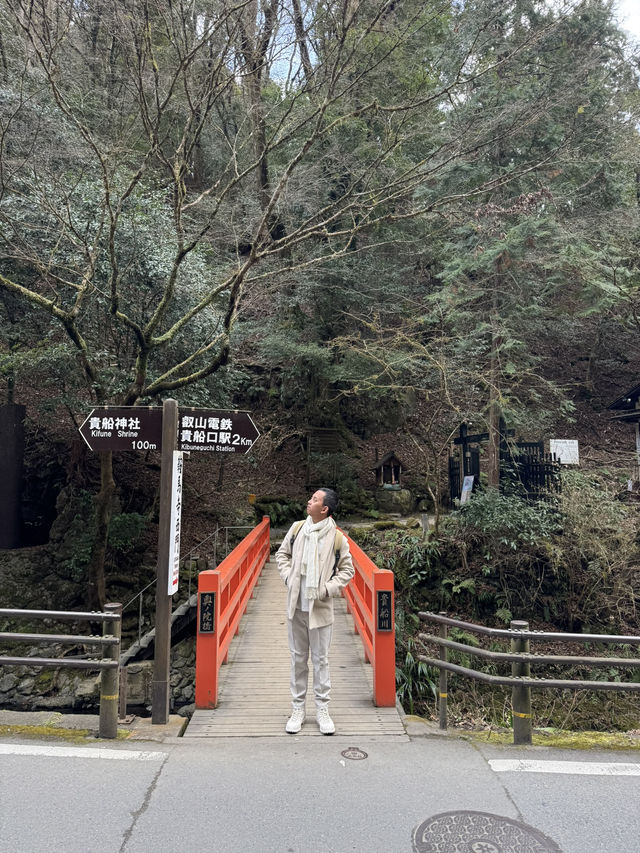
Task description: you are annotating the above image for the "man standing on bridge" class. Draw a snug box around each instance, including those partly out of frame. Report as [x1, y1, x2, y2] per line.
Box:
[276, 488, 354, 735]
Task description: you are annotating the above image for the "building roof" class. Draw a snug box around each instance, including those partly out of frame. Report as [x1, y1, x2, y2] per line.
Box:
[372, 451, 406, 471]
[608, 382, 640, 411]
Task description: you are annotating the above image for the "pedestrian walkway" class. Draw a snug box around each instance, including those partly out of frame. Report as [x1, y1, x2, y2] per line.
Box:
[184, 560, 408, 739]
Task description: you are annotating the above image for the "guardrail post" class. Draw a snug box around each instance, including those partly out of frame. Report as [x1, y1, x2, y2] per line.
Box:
[119, 666, 128, 721]
[438, 612, 448, 730]
[99, 603, 122, 739]
[511, 619, 532, 745]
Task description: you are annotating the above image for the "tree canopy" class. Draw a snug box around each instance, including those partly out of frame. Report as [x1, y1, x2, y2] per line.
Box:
[1, 0, 639, 604]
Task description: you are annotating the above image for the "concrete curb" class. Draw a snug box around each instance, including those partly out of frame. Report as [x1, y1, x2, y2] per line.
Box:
[0, 709, 186, 742]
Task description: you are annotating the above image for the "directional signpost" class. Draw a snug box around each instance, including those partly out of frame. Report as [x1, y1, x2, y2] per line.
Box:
[178, 408, 260, 454]
[79, 407, 163, 452]
[77, 401, 260, 724]
[79, 406, 259, 455]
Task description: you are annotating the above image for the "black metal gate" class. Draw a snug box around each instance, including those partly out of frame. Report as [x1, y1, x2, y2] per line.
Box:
[504, 450, 561, 500]
[448, 424, 561, 505]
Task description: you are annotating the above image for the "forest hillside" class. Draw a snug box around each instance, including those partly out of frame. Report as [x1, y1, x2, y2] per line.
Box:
[1, 0, 639, 726]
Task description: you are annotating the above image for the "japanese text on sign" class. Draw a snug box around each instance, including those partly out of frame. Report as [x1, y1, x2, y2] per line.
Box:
[180, 415, 234, 447]
[167, 451, 184, 595]
[376, 590, 393, 632]
[199, 592, 215, 633]
[89, 415, 142, 433]
[178, 410, 259, 454]
[78, 406, 163, 452]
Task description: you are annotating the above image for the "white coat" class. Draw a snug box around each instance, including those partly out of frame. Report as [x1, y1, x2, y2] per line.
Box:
[276, 518, 355, 629]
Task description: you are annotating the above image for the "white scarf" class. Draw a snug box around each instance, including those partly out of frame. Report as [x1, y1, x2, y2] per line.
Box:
[300, 515, 334, 600]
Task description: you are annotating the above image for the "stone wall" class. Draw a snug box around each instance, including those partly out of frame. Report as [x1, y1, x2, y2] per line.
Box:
[0, 637, 197, 718]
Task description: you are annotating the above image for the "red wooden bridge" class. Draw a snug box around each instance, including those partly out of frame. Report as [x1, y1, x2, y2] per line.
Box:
[185, 517, 406, 738]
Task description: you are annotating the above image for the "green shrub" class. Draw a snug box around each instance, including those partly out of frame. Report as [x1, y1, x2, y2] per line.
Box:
[395, 608, 437, 714]
[253, 496, 305, 526]
[449, 489, 561, 553]
[108, 513, 147, 552]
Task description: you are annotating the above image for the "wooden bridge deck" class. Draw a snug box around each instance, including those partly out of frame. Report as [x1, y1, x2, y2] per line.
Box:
[184, 560, 408, 739]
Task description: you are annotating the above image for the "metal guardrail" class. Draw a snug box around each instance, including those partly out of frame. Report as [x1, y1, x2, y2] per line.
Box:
[0, 604, 122, 738]
[418, 611, 640, 745]
[121, 525, 255, 648]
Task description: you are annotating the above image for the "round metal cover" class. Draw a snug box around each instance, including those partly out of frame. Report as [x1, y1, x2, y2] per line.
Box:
[412, 811, 561, 853]
[340, 747, 368, 761]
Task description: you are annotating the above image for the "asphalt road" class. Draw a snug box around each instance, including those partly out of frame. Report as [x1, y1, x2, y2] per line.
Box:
[1, 733, 639, 853]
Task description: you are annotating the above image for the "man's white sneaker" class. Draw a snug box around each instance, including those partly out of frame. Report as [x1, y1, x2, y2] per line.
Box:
[285, 707, 305, 733]
[316, 707, 335, 735]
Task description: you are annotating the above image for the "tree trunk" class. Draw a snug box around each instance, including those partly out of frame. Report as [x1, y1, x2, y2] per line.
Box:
[86, 450, 116, 611]
[487, 288, 501, 489]
[291, 0, 313, 81]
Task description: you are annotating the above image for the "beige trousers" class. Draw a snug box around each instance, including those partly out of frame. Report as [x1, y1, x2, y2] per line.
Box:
[287, 608, 333, 710]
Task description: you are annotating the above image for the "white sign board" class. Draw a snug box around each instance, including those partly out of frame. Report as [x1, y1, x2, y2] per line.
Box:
[460, 475, 474, 504]
[549, 439, 579, 465]
[167, 451, 184, 595]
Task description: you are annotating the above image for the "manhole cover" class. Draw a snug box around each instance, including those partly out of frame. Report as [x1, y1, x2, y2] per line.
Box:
[412, 811, 561, 853]
[341, 747, 368, 761]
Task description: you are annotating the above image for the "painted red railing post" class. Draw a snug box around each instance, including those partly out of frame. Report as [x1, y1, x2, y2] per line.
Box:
[342, 533, 396, 707]
[195, 569, 220, 708]
[372, 569, 395, 707]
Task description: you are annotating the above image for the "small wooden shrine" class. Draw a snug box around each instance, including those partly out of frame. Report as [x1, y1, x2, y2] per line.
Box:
[372, 451, 406, 488]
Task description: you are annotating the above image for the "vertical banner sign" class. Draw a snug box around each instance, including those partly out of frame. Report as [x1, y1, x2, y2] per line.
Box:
[167, 451, 184, 595]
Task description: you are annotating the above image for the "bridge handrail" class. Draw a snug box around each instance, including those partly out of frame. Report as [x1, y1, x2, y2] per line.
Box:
[418, 610, 640, 745]
[0, 604, 122, 738]
[195, 517, 270, 708]
[343, 533, 395, 707]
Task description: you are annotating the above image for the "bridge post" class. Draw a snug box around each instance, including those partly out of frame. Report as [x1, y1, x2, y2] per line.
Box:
[372, 570, 395, 706]
[511, 619, 532, 745]
[195, 570, 221, 708]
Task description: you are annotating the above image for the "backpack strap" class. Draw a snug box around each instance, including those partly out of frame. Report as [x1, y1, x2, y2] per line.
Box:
[331, 530, 344, 578]
[289, 519, 305, 549]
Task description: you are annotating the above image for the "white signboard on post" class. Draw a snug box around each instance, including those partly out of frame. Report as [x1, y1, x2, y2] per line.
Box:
[549, 439, 579, 466]
[460, 475, 474, 504]
[167, 451, 184, 595]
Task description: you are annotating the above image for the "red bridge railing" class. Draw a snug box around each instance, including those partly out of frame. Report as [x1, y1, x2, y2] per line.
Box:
[194, 518, 395, 709]
[342, 533, 396, 707]
[195, 516, 270, 708]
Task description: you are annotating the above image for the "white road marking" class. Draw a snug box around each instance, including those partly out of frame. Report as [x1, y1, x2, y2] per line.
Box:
[490, 759, 640, 776]
[0, 743, 166, 761]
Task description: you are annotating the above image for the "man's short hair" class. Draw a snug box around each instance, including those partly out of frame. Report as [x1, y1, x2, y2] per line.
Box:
[319, 487, 339, 517]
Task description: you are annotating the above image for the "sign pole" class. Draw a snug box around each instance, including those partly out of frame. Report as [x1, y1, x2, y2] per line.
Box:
[76, 400, 260, 724]
[152, 399, 178, 725]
